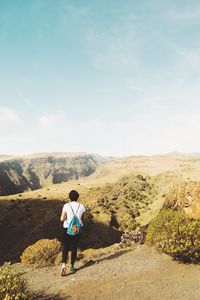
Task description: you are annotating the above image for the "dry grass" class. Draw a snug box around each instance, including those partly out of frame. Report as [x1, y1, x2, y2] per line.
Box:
[21, 239, 61, 268]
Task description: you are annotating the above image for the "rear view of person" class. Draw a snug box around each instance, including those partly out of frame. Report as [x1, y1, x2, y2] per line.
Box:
[60, 190, 85, 276]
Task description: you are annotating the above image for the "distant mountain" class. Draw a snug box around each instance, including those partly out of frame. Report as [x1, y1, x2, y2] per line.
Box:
[0, 153, 111, 196]
[89, 152, 200, 183]
[0, 155, 16, 162]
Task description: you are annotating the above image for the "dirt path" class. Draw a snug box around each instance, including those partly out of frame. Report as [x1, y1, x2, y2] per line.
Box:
[14, 245, 200, 300]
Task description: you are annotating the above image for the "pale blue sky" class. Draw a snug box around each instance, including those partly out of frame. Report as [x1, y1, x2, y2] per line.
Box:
[1, 0, 200, 156]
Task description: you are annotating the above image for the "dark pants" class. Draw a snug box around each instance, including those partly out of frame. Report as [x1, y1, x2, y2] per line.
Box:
[62, 228, 80, 266]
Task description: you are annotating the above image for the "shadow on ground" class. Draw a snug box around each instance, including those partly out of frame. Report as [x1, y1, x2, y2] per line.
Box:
[76, 248, 131, 272]
[0, 199, 121, 264]
[32, 291, 66, 300]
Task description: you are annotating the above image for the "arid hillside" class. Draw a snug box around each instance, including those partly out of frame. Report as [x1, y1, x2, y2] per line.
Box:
[90, 152, 200, 183]
[0, 174, 158, 264]
[2, 152, 200, 299]
[0, 153, 110, 196]
[1, 152, 200, 265]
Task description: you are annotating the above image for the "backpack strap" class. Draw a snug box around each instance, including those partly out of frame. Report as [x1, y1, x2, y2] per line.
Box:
[68, 203, 80, 216]
[76, 203, 80, 215]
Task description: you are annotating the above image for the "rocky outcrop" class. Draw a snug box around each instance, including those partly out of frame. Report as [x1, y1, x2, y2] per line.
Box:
[0, 153, 110, 196]
[164, 181, 200, 219]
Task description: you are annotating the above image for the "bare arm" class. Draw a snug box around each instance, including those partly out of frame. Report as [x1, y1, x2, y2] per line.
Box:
[60, 211, 67, 222]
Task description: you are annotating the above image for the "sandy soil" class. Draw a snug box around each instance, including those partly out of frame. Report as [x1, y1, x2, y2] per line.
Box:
[14, 245, 200, 300]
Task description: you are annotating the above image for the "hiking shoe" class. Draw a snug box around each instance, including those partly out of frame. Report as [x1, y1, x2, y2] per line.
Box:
[60, 267, 67, 276]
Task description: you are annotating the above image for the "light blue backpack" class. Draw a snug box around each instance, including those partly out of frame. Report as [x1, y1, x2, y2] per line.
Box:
[67, 203, 81, 236]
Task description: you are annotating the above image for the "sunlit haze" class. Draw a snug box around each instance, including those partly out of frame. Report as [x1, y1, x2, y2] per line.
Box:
[1, 1, 200, 156]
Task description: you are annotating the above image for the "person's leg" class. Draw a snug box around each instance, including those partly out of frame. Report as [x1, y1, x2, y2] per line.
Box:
[70, 234, 80, 269]
[62, 230, 70, 263]
[61, 230, 70, 275]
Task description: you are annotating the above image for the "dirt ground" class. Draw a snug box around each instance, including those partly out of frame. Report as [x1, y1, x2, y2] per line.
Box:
[13, 245, 200, 300]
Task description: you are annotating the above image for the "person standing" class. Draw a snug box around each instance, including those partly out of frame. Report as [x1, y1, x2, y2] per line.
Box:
[60, 190, 85, 276]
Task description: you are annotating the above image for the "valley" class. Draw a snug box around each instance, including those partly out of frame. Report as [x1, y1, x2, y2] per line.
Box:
[1, 152, 200, 299]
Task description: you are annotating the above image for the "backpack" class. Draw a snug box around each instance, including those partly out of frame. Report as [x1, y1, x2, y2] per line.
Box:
[67, 203, 81, 236]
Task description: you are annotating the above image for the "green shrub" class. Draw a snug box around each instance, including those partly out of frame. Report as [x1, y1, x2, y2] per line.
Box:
[116, 211, 137, 231]
[88, 175, 156, 231]
[21, 239, 61, 268]
[0, 262, 30, 300]
[146, 209, 200, 263]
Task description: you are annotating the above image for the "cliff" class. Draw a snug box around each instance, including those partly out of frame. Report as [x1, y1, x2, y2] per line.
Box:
[0, 153, 110, 196]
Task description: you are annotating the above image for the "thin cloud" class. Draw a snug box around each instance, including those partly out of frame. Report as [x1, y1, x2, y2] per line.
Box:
[0, 107, 21, 123]
[16, 88, 37, 111]
[90, 29, 139, 70]
[83, 10, 140, 71]
[170, 9, 200, 21]
[39, 114, 58, 128]
[70, 6, 92, 21]
[39, 112, 65, 128]
[178, 48, 200, 67]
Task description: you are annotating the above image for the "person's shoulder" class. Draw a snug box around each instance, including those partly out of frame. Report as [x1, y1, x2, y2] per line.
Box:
[80, 203, 86, 211]
[63, 202, 70, 209]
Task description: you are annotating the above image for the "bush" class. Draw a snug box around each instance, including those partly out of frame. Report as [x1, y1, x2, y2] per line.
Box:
[21, 239, 61, 268]
[88, 175, 155, 231]
[0, 262, 30, 300]
[116, 211, 137, 231]
[146, 209, 200, 263]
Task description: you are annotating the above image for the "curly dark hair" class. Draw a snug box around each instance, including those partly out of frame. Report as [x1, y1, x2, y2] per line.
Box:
[69, 190, 79, 201]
